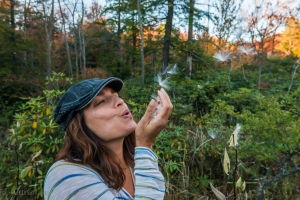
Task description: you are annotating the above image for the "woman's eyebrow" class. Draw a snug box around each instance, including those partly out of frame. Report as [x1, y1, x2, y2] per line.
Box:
[97, 91, 105, 96]
[97, 88, 117, 96]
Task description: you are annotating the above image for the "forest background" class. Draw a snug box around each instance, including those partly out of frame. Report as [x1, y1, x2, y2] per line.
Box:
[0, 0, 300, 199]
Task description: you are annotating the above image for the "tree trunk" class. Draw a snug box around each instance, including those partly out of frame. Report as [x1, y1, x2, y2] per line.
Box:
[81, 30, 86, 78]
[79, 0, 86, 78]
[78, 22, 86, 78]
[256, 163, 300, 200]
[186, 0, 194, 78]
[162, 0, 174, 72]
[71, 26, 79, 78]
[10, 0, 17, 70]
[58, 0, 73, 78]
[78, 25, 82, 77]
[10, 0, 16, 46]
[148, 27, 155, 69]
[22, 0, 30, 76]
[117, 0, 122, 77]
[137, 0, 145, 84]
[68, 1, 79, 78]
[131, 12, 137, 72]
[43, 0, 54, 79]
[257, 39, 264, 90]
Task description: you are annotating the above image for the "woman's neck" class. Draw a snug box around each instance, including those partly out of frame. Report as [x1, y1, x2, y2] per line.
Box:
[104, 138, 127, 167]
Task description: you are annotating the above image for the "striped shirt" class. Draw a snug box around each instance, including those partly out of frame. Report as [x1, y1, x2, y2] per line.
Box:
[44, 147, 165, 199]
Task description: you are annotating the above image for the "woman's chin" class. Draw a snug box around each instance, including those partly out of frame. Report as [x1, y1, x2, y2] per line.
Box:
[128, 122, 137, 132]
[124, 122, 136, 134]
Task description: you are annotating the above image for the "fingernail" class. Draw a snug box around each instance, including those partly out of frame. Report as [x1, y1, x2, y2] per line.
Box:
[150, 99, 155, 106]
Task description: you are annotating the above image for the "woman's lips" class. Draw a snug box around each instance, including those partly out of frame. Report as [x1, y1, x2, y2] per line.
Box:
[122, 110, 132, 118]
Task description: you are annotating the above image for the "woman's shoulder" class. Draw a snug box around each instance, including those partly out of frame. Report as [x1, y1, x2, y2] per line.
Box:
[44, 160, 111, 199]
[45, 159, 102, 182]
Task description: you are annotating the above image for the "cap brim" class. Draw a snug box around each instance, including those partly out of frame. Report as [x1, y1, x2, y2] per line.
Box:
[106, 79, 123, 93]
[76, 77, 123, 111]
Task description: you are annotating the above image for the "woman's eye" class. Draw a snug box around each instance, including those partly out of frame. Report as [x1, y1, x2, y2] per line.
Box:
[97, 100, 105, 105]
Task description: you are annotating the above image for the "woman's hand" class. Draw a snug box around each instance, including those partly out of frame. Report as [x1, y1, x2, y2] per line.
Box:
[135, 88, 173, 149]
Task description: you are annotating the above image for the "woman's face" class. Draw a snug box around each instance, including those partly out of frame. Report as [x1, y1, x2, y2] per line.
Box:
[82, 86, 136, 142]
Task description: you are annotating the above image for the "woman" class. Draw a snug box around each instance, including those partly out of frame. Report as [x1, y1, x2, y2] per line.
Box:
[43, 77, 173, 199]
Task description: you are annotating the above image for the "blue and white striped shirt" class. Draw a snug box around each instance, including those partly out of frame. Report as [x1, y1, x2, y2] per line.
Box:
[44, 147, 165, 199]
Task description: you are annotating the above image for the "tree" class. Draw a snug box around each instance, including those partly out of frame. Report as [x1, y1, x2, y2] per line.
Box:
[78, 0, 87, 78]
[10, 0, 17, 69]
[64, 0, 81, 76]
[237, 95, 300, 200]
[185, 0, 194, 78]
[203, 88, 300, 200]
[58, 0, 73, 77]
[137, 0, 145, 83]
[141, 0, 209, 75]
[162, 0, 174, 72]
[0, 0, 15, 76]
[104, 0, 130, 77]
[213, 0, 242, 48]
[40, 0, 55, 78]
[0, 0, 45, 88]
[244, 0, 294, 89]
[276, 17, 300, 56]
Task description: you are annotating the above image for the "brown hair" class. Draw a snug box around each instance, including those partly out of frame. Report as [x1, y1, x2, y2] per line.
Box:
[54, 111, 136, 190]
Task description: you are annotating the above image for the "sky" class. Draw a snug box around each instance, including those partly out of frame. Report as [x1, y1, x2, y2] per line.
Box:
[95, 0, 106, 7]
[89, 0, 298, 40]
[94, 0, 252, 11]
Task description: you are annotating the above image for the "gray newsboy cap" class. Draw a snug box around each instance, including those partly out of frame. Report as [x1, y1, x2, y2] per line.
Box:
[54, 77, 123, 130]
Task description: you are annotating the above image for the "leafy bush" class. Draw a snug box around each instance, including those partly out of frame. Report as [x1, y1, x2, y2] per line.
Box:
[0, 72, 72, 199]
[1, 62, 300, 199]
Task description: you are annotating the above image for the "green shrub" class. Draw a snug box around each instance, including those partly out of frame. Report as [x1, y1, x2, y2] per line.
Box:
[0, 72, 72, 199]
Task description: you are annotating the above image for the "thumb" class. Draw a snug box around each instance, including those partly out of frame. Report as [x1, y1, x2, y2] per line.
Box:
[139, 99, 156, 125]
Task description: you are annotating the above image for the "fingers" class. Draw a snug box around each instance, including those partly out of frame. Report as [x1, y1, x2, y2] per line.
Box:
[135, 89, 172, 149]
[160, 88, 172, 106]
[139, 99, 156, 125]
[156, 88, 173, 118]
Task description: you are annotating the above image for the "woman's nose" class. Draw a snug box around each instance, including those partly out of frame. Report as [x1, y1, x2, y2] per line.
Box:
[115, 96, 124, 107]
